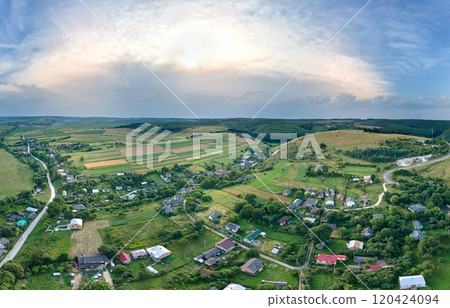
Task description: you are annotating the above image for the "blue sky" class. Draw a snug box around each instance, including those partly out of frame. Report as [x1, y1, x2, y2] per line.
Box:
[0, 0, 449, 119]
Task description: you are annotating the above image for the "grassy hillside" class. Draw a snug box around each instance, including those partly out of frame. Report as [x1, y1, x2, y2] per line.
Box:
[415, 158, 450, 185]
[0, 149, 34, 198]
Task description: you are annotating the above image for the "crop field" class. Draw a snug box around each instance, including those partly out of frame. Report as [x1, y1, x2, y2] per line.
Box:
[341, 165, 378, 176]
[0, 149, 34, 198]
[69, 220, 109, 257]
[314, 130, 423, 151]
[84, 158, 128, 169]
[223, 185, 291, 203]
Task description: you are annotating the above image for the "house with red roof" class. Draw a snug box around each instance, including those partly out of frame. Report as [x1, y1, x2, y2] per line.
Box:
[118, 253, 131, 264]
[369, 265, 382, 271]
[316, 254, 337, 265]
[215, 238, 235, 253]
[337, 255, 348, 261]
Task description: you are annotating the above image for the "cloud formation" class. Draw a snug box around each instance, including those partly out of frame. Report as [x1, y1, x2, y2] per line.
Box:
[0, 0, 449, 119]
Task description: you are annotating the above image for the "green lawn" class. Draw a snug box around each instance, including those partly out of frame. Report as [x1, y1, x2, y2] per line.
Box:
[0, 149, 34, 198]
[309, 272, 336, 290]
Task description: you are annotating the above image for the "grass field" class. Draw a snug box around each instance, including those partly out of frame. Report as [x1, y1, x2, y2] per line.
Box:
[427, 238, 450, 290]
[69, 220, 109, 257]
[0, 149, 34, 198]
[309, 272, 336, 290]
[415, 158, 450, 185]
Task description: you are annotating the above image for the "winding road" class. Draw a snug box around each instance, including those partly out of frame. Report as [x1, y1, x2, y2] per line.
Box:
[325, 150, 450, 212]
[0, 138, 56, 267]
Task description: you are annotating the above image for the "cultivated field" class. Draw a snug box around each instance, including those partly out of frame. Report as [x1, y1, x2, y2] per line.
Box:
[69, 220, 110, 257]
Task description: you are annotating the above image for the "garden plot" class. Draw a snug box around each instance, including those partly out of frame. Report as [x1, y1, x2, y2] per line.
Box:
[69, 220, 110, 257]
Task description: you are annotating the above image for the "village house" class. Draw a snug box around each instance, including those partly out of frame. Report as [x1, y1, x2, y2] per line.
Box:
[288, 198, 303, 210]
[118, 253, 131, 264]
[69, 218, 83, 229]
[130, 249, 148, 259]
[26, 207, 38, 213]
[208, 212, 221, 221]
[146, 245, 171, 262]
[315, 242, 325, 250]
[363, 175, 373, 183]
[325, 197, 335, 206]
[361, 227, 374, 236]
[409, 230, 426, 240]
[372, 214, 384, 219]
[354, 256, 377, 263]
[215, 238, 235, 253]
[283, 189, 291, 196]
[240, 258, 264, 276]
[223, 283, 246, 290]
[277, 216, 289, 226]
[408, 204, 427, 212]
[316, 254, 337, 265]
[399, 275, 426, 289]
[346, 197, 356, 207]
[359, 195, 370, 205]
[336, 193, 345, 202]
[304, 217, 316, 224]
[370, 265, 383, 271]
[194, 247, 221, 263]
[77, 254, 109, 270]
[305, 188, 316, 196]
[225, 222, 241, 233]
[347, 240, 364, 251]
[304, 198, 318, 207]
[244, 229, 266, 244]
[0, 238, 10, 249]
[412, 220, 423, 230]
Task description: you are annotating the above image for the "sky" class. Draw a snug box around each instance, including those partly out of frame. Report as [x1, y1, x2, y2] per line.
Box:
[0, 0, 449, 119]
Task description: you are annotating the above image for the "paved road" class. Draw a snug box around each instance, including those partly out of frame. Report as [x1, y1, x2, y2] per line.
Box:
[0, 140, 56, 267]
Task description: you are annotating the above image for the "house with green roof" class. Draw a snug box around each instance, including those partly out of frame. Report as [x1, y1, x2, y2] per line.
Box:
[244, 229, 266, 244]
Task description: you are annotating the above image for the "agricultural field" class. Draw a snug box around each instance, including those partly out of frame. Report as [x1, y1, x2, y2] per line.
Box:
[0, 149, 34, 198]
[69, 220, 110, 257]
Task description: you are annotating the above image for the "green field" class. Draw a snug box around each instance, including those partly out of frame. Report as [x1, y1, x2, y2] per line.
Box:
[0, 149, 34, 198]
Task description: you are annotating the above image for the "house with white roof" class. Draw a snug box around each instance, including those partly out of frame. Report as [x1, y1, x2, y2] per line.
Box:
[146, 245, 171, 262]
[399, 275, 426, 289]
[69, 218, 83, 229]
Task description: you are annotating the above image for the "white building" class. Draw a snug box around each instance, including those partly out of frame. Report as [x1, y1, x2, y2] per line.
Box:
[224, 283, 246, 290]
[146, 245, 171, 261]
[69, 218, 83, 229]
[399, 275, 426, 289]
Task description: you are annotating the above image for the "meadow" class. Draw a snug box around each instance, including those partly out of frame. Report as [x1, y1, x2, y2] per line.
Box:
[0, 149, 35, 198]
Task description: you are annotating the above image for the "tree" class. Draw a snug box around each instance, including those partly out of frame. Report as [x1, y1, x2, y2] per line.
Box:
[245, 248, 260, 259]
[239, 204, 253, 219]
[0, 270, 15, 288]
[98, 245, 118, 259]
[86, 280, 112, 290]
[310, 224, 333, 244]
[370, 217, 385, 231]
[418, 236, 439, 255]
[390, 195, 399, 205]
[2, 262, 25, 279]
[56, 252, 69, 263]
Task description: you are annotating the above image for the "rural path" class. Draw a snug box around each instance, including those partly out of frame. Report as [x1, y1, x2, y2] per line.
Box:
[103, 269, 113, 286]
[0, 138, 56, 267]
[185, 202, 300, 270]
[325, 151, 450, 213]
[204, 226, 299, 270]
